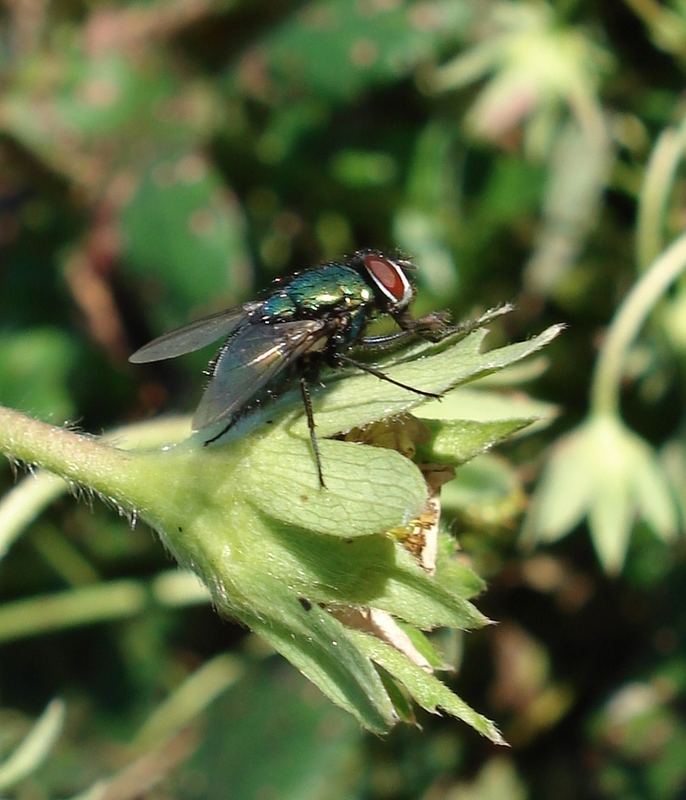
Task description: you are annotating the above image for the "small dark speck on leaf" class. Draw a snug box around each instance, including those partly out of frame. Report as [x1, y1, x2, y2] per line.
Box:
[300, 494, 309, 502]
[299, 598, 312, 611]
[177, 526, 183, 532]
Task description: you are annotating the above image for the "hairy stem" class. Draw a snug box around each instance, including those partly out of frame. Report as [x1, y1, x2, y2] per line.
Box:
[0, 407, 153, 511]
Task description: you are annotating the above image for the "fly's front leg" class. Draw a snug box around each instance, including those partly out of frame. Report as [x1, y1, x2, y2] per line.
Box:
[359, 311, 453, 353]
[358, 328, 418, 353]
[394, 304, 514, 344]
[393, 309, 453, 342]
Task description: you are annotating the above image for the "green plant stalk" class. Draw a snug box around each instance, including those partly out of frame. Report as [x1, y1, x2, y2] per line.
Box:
[0, 571, 209, 644]
[636, 124, 686, 270]
[133, 653, 245, 747]
[0, 415, 189, 561]
[590, 229, 686, 416]
[622, 0, 686, 57]
[0, 472, 66, 560]
[0, 407, 224, 555]
[0, 406, 248, 620]
[0, 408, 156, 509]
[0, 699, 66, 792]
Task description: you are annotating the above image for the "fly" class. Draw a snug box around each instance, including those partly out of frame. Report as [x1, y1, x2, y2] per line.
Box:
[130, 249, 461, 488]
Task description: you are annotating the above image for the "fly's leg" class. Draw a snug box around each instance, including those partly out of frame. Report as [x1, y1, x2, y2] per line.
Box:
[335, 352, 441, 399]
[204, 419, 234, 445]
[361, 306, 507, 353]
[300, 376, 326, 489]
[356, 311, 453, 355]
[341, 306, 514, 396]
[392, 309, 454, 342]
[358, 328, 417, 352]
[393, 304, 514, 343]
[438, 304, 514, 340]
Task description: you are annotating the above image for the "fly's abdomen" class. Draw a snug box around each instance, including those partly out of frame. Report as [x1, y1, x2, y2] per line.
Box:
[260, 292, 296, 320]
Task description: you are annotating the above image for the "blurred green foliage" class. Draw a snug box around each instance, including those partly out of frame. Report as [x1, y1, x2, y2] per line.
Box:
[1, 0, 686, 797]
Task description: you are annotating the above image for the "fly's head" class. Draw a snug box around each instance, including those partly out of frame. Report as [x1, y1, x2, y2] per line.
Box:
[351, 249, 416, 315]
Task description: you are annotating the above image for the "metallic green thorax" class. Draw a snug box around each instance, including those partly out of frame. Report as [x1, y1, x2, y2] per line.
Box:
[260, 264, 374, 321]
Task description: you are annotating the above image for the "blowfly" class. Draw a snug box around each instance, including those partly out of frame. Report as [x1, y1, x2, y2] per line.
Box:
[130, 249, 466, 488]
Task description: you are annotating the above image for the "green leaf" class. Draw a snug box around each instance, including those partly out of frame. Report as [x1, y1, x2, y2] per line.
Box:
[292, 324, 564, 438]
[185, 661, 362, 800]
[247, 435, 428, 537]
[350, 629, 506, 744]
[226, 0, 473, 104]
[330, 149, 397, 188]
[51, 52, 199, 140]
[378, 670, 416, 724]
[396, 623, 449, 671]
[434, 542, 486, 601]
[419, 385, 557, 425]
[375, 546, 489, 630]
[238, 517, 489, 631]
[1, 49, 215, 175]
[120, 153, 250, 329]
[442, 455, 525, 526]
[0, 329, 77, 423]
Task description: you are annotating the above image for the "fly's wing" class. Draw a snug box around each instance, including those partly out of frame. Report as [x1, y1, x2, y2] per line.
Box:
[129, 303, 260, 363]
[192, 319, 327, 432]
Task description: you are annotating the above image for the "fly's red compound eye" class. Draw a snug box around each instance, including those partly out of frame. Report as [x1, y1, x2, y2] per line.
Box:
[363, 254, 413, 308]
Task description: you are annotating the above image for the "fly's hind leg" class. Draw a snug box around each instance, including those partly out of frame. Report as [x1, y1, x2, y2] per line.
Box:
[335, 352, 441, 399]
[299, 376, 326, 489]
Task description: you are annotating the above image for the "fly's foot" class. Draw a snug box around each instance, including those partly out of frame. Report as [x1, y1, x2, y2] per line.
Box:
[412, 304, 514, 343]
[417, 311, 453, 341]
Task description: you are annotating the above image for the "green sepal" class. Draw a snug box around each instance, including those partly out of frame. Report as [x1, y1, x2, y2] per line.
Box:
[241, 520, 489, 631]
[378, 669, 416, 724]
[241, 590, 397, 734]
[395, 622, 449, 671]
[434, 545, 487, 601]
[349, 629, 506, 745]
[416, 417, 536, 466]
